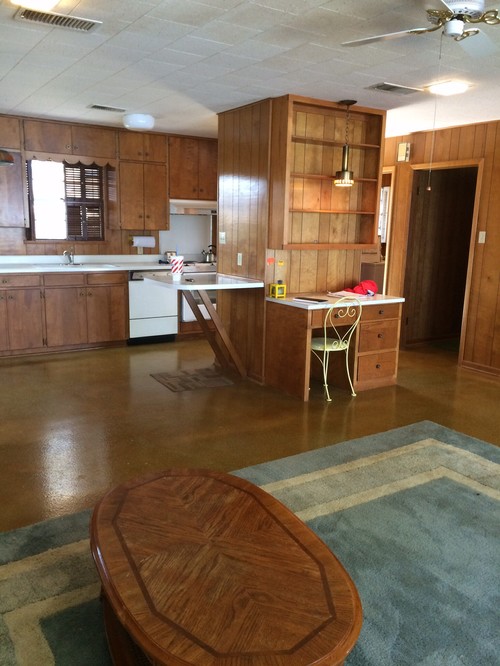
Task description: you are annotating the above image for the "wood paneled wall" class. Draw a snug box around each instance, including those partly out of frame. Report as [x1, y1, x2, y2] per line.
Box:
[384, 122, 500, 376]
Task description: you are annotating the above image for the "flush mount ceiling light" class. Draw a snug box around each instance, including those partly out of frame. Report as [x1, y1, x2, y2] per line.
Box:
[334, 100, 357, 188]
[0, 149, 15, 166]
[123, 113, 155, 131]
[427, 79, 470, 95]
[10, 1, 58, 10]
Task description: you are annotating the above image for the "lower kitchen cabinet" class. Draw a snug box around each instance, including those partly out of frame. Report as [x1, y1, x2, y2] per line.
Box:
[0, 275, 44, 352]
[0, 272, 128, 356]
[44, 272, 128, 348]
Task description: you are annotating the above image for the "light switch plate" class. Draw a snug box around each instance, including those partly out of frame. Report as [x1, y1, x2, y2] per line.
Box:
[219, 231, 226, 245]
[478, 231, 486, 244]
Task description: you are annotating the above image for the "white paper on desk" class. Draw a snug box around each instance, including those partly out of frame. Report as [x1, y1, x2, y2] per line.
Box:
[327, 290, 372, 299]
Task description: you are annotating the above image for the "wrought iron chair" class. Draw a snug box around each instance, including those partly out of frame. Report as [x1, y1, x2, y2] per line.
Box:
[310, 297, 362, 401]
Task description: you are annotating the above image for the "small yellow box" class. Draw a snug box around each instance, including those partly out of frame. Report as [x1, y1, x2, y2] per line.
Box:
[269, 282, 286, 298]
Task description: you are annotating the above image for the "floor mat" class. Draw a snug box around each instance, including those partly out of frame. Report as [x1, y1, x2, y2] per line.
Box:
[151, 367, 234, 392]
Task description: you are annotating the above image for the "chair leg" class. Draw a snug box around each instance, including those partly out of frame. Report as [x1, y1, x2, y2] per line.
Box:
[323, 350, 332, 402]
[345, 350, 356, 397]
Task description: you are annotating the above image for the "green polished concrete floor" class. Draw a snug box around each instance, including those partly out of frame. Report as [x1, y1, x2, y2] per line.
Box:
[1, 338, 498, 531]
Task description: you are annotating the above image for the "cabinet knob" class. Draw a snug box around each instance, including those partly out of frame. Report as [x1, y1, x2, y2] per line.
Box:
[8, 294, 15, 300]
[79, 291, 85, 296]
[376, 363, 381, 369]
[378, 333, 384, 338]
[378, 309, 384, 315]
[87, 291, 92, 296]
[1, 278, 8, 284]
[334, 313, 339, 318]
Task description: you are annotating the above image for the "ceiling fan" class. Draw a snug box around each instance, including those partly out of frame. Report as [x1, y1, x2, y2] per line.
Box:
[342, 1, 500, 47]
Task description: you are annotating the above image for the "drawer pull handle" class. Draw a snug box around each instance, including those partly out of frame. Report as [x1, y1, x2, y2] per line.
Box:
[378, 333, 384, 338]
[376, 363, 381, 369]
[378, 309, 384, 315]
[334, 313, 339, 318]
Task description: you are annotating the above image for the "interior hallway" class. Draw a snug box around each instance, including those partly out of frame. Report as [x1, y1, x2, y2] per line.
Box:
[1, 338, 498, 532]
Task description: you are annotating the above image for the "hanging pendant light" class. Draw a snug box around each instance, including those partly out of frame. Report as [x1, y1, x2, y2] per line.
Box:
[0, 149, 14, 166]
[334, 99, 357, 188]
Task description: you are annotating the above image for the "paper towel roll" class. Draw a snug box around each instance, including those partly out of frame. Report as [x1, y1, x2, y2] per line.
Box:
[132, 236, 156, 248]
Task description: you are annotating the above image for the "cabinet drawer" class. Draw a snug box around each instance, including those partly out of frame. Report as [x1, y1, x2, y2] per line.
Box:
[358, 319, 399, 353]
[357, 351, 397, 382]
[0, 274, 41, 288]
[86, 272, 127, 285]
[361, 303, 401, 321]
[310, 307, 359, 328]
[44, 273, 85, 287]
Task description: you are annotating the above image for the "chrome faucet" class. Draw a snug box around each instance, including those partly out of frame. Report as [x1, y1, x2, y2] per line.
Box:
[63, 247, 75, 264]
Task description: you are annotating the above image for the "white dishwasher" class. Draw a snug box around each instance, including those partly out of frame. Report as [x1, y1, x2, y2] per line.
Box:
[128, 271, 178, 338]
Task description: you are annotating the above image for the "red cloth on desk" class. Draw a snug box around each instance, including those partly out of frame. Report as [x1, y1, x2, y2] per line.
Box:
[344, 279, 378, 296]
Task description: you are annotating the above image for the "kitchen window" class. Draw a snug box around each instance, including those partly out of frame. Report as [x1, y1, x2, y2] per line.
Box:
[27, 159, 106, 241]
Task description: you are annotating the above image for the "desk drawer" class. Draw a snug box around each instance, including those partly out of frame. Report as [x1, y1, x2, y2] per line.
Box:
[357, 351, 397, 382]
[361, 303, 401, 321]
[310, 307, 358, 328]
[358, 319, 399, 353]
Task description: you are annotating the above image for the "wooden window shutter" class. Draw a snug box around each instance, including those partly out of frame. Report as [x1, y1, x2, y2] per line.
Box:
[64, 162, 104, 240]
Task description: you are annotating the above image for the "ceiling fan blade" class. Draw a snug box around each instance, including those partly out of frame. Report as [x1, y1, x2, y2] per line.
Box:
[457, 28, 498, 56]
[341, 26, 433, 47]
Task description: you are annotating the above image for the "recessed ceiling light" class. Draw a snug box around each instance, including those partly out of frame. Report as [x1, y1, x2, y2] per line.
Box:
[10, 1, 58, 10]
[427, 80, 470, 96]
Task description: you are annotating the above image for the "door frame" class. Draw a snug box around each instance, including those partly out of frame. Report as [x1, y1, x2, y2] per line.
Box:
[386, 157, 484, 364]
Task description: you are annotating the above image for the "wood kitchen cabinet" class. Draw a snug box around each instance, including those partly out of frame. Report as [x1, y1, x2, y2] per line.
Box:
[0, 115, 21, 149]
[268, 95, 385, 251]
[0, 275, 44, 352]
[168, 136, 217, 200]
[23, 119, 117, 158]
[118, 131, 166, 163]
[119, 161, 168, 230]
[43, 272, 128, 348]
[0, 151, 26, 227]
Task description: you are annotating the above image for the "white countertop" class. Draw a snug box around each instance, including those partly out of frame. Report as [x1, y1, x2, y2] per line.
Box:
[0, 257, 215, 274]
[146, 273, 265, 291]
[266, 293, 405, 309]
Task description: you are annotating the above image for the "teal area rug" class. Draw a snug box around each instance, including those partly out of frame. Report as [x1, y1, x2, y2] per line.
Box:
[1, 421, 499, 665]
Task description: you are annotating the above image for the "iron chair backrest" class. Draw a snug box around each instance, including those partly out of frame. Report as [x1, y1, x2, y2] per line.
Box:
[322, 296, 362, 349]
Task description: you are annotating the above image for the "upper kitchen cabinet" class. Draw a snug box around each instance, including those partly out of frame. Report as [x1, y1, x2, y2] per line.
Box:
[118, 131, 166, 163]
[23, 120, 117, 159]
[168, 136, 217, 200]
[268, 95, 385, 251]
[119, 161, 168, 230]
[0, 115, 22, 149]
[0, 151, 25, 227]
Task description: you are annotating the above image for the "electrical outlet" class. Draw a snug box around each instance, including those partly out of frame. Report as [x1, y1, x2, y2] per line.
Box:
[237, 252, 243, 266]
[219, 231, 226, 245]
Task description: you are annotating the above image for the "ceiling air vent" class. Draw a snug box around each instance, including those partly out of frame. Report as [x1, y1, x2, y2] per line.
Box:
[89, 104, 126, 113]
[368, 82, 423, 95]
[14, 8, 102, 32]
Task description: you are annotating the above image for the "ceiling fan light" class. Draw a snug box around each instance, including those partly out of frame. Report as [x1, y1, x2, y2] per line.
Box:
[428, 80, 470, 96]
[123, 113, 155, 131]
[444, 18, 465, 38]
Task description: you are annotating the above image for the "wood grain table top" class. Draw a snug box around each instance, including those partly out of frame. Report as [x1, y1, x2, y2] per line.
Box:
[90, 469, 362, 665]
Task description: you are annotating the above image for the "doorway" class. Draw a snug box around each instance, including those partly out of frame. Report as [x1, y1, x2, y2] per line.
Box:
[403, 166, 477, 350]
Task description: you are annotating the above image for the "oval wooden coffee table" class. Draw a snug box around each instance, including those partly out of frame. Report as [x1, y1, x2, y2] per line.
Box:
[90, 469, 362, 665]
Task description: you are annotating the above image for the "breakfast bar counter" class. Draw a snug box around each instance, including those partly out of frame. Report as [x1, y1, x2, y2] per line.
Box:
[147, 272, 264, 377]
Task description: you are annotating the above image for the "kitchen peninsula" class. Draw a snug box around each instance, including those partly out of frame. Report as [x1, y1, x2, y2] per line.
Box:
[265, 293, 404, 401]
[147, 272, 264, 377]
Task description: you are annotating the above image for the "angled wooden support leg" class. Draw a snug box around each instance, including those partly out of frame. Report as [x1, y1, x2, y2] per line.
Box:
[182, 290, 247, 378]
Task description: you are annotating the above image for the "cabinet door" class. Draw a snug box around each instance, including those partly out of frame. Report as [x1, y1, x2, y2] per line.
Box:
[44, 287, 88, 347]
[24, 120, 72, 153]
[6, 288, 44, 350]
[0, 151, 25, 227]
[0, 116, 21, 149]
[168, 136, 199, 198]
[86, 284, 128, 343]
[144, 163, 168, 230]
[119, 162, 145, 229]
[71, 126, 116, 158]
[0, 294, 8, 350]
[198, 139, 217, 200]
[119, 132, 166, 162]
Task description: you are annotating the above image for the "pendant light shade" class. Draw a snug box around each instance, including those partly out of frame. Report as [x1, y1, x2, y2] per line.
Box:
[334, 100, 357, 188]
[0, 149, 14, 166]
[123, 113, 155, 131]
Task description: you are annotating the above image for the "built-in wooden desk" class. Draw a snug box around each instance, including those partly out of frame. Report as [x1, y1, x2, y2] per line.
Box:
[265, 294, 404, 401]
